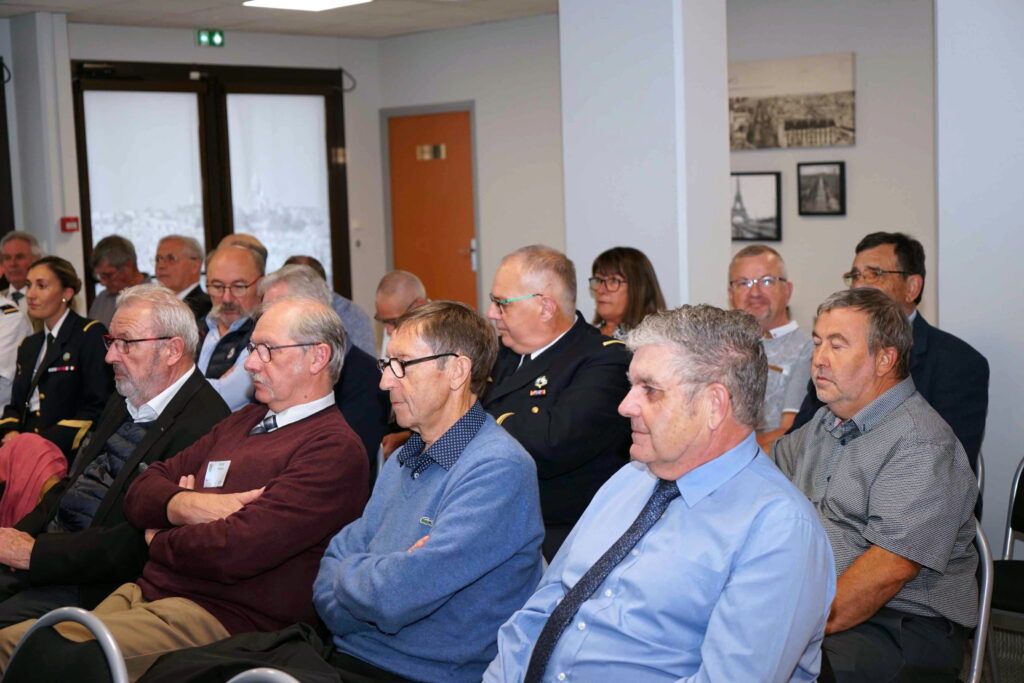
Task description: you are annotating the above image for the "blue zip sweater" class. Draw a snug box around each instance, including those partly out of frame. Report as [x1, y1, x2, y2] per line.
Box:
[313, 412, 545, 682]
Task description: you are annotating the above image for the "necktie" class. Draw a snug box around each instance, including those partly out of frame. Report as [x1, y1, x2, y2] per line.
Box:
[249, 414, 277, 435]
[524, 478, 681, 683]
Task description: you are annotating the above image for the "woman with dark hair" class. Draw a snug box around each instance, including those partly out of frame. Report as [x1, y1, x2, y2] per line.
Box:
[589, 247, 666, 339]
[0, 256, 112, 459]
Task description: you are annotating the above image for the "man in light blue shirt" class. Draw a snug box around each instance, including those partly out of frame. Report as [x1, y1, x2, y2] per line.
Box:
[485, 305, 835, 683]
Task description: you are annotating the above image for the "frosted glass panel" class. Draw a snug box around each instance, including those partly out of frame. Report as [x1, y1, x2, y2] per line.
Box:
[83, 91, 204, 276]
[227, 94, 331, 277]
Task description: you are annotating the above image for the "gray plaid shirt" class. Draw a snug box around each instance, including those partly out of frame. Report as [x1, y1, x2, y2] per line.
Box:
[773, 377, 979, 627]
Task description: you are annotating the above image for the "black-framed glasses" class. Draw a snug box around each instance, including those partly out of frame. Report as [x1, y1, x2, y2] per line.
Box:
[374, 299, 418, 327]
[377, 353, 458, 378]
[102, 335, 173, 354]
[842, 267, 908, 287]
[729, 276, 788, 290]
[246, 341, 318, 363]
[488, 293, 541, 313]
[207, 279, 259, 296]
[588, 276, 627, 292]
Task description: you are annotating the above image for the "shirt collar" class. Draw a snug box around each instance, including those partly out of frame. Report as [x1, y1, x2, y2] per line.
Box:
[768, 319, 799, 338]
[908, 309, 918, 324]
[127, 365, 196, 423]
[46, 309, 71, 337]
[530, 324, 573, 361]
[204, 314, 251, 336]
[398, 401, 487, 475]
[176, 282, 200, 300]
[821, 376, 917, 438]
[264, 392, 336, 430]
[673, 431, 760, 508]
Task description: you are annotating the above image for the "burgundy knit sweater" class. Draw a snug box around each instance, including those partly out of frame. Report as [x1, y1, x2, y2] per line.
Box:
[123, 403, 368, 634]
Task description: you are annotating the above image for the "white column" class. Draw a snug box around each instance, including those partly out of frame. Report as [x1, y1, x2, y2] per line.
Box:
[559, 0, 729, 314]
[11, 12, 82, 271]
[935, 0, 1024, 549]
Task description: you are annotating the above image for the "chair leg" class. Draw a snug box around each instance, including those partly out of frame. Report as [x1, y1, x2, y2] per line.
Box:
[985, 638, 999, 683]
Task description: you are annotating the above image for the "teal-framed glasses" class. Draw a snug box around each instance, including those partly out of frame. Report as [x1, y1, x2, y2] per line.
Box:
[489, 293, 542, 313]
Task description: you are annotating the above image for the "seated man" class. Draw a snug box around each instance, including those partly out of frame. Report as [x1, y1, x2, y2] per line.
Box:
[774, 288, 978, 682]
[155, 235, 210, 320]
[483, 245, 632, 560]
[728, 244, 813, 451]
[0, 284, 230, 626]
[139, 301, 544, 683]
[374, 269, 428, 358]
[486, 305, 835, 682]
[89, 235, 152, 328]
[259, 264, 389, 475]
[0, 297, 369, 681]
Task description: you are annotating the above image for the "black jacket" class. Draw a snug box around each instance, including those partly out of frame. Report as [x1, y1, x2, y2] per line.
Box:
[482, 314, 632, 530]
[0, 310, 112, 458]
[183, 285, 212, 322]
[14, 368, 230, 608]
[334, 345, 389, 487]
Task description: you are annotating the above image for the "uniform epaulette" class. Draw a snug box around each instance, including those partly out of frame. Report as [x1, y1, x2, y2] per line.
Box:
[82, 320, 101, 332]
[603, 339, 625, 346]
[0, 304, 18, 315]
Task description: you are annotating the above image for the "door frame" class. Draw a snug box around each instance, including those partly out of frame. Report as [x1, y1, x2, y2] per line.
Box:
[379, 102, 482, 311]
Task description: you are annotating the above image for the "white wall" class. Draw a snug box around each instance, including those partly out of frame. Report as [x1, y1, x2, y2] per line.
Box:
[727, 0, 936, 329]
[935, 0, 1024, 550]
[378, 14, 563, 306]
[66, 23, 386, 313]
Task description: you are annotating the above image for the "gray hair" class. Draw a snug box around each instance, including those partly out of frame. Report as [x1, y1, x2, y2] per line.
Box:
[91, 235, 138, 269]
[626, 304, 767, 428]
[0, 231, 42, 258]
[116, 283, 200, 360]
[259, 265, 332, 307]
[376, 270, 426, 300]
[159, 234, 204, 261]
[502, 245, 577, 314]
[261, 296, 347, 383]
[816, 288, 912, 379]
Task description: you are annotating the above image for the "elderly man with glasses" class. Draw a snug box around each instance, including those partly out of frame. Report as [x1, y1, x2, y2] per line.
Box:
[483, 245, 632, 560]
[787, 232, 989, 471]
[0, 296, 368, 681]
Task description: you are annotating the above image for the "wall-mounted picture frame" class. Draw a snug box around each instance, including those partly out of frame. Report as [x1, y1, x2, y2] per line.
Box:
[797, 161, 846, 215]
[731, 171, 781, 241]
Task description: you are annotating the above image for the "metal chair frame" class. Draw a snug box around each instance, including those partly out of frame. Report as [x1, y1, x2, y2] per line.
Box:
[5, 606, 127, 683]
[967, 521, 994, 683]
[226, 667, 302, 683]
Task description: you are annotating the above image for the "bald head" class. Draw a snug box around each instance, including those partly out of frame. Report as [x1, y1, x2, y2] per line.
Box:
[375, 270, 428, 335]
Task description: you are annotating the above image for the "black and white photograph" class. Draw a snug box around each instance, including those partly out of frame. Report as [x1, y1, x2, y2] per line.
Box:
[798, 161, 846, 215]
[731, 172, 781, 241]
[729, 52, 856, 150]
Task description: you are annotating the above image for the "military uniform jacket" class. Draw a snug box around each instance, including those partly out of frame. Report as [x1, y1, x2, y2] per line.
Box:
[0, 310, 112, 458]
[482, 313, 632, 528]
[13, 369, 231, 608]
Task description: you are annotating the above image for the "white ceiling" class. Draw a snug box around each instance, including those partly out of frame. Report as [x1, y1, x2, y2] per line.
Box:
[0, 0, 558, 39]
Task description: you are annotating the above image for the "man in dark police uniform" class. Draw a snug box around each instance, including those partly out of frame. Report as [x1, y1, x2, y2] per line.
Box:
[483, 245, 632, 560]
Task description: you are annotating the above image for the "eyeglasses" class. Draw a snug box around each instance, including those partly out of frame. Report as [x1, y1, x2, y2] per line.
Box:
[729, 276, 788, 290]
[489, 293, 541, 313]
[374, 300, 418, 327]
[246, 341, 318, 363]
[102, 335, 173, 354]
[842, 267, 908, 287]
[207, 279, 259, 296]
[377, 353, 458, 378]
[155, 253, 197, 264]
[588, 276, 627, 292]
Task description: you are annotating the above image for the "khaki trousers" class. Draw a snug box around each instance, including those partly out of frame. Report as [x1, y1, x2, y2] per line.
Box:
[0, 582, 231, 681]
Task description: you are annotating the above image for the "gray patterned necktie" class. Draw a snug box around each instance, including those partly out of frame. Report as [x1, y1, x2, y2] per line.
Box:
[248, 414, 277, 435]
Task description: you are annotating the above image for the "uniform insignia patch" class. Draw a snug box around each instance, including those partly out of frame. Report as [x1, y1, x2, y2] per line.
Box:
[534, 376, 548, 389]
[63, 352, 71, 361]
[529, 389, 547, 397]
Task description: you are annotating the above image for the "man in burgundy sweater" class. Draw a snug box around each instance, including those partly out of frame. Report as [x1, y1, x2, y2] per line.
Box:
[0, 297, 369, 681]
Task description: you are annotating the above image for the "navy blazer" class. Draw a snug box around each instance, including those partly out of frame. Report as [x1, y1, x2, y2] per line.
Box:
[333, 344, 389, 487]
[790, 312, 989, 469]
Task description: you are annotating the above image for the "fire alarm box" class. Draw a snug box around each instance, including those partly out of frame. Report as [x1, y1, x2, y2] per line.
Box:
[60, 217, 80, 232]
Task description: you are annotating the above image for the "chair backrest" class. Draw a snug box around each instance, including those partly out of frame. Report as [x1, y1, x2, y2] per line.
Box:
[5, 606, 127, 683]
[976, 451, 985, 497]
[966, 520, 994, 683]
[226, 667, 301, 683]
[1003, 451, 1024, 560]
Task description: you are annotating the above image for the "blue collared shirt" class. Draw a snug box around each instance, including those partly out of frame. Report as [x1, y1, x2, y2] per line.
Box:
[398, 401, 486, 477]
[485, 433, 836, 682]
[198, 316, 254, 412]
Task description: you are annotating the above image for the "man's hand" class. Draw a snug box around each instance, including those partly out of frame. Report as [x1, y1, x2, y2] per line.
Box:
[407, 535, 430, 553]
[0, 527, 35, 570]
[826, 544, 920, 634]
[144, 529, 159, 546]
[381, 431, 412, 460]
[166, 486, 265, 526]
[1, 431, 20, 446]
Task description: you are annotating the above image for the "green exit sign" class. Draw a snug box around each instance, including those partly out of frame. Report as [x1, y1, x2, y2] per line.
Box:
[196, 29, 225, 48]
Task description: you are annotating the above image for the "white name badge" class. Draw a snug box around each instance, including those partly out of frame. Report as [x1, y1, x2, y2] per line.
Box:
[204, 460, 231, 488]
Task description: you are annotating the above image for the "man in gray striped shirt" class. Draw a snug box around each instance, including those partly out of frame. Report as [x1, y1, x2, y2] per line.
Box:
[774, 288, 978, 683]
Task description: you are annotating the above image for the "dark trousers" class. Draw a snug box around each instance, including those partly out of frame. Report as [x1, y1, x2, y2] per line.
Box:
[821, 607, 968, 683]
[139, 623, 417, 683]
[542, 524, 573, 562]
[0, 571, 82, 628]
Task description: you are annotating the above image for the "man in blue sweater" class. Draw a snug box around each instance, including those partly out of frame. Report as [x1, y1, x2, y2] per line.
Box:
[139, 300, 545, 683]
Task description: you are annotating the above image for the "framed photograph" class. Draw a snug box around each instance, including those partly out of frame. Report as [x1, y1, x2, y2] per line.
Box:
[731, 172, 781, 241]
[797, 161, 846, 215]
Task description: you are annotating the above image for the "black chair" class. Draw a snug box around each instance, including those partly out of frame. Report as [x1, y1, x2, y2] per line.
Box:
[966, 520, 994, 683]
[4, 606, 127, 683]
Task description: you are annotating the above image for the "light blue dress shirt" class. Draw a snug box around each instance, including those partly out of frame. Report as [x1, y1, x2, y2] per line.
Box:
[484, 433, 836, 683]
[197, 316, 254, 412]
